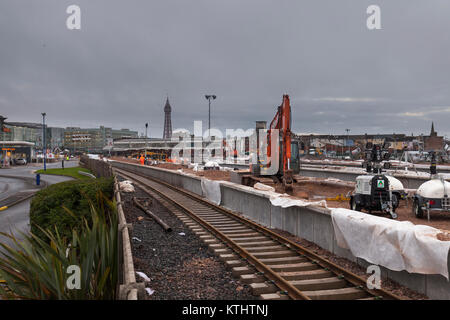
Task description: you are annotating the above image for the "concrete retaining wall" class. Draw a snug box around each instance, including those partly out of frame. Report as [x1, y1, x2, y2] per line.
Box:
[110, 161, 450, 299]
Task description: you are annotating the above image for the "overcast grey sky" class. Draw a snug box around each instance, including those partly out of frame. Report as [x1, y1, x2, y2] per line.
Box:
[1, 0, 450, 137]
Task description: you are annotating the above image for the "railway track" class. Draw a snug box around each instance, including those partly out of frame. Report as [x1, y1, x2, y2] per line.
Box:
[114, 167, 401, 300]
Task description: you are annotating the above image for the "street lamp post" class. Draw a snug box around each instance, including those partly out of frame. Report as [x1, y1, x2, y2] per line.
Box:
[345, 128, 350, 159]
[0, 116, 6, 168]
[42, 113, 46, 171]
[205, 95, 217, 136]
[145, 123, 148, 162]
[393, 132, 397, 159]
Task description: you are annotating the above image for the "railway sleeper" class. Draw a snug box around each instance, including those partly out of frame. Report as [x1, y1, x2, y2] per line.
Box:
[251, 250, 298, 259]
[203, 218, 236, 223]
[231, 236, 269, 243]
[216, 225, 250, 231]
[279, 269, 334, 281]
[268, 262, 318, 272]
[290, 277, 347, 291]
[260, 292, 291, 300]
[239, 273, 266, 284]
[195, 213, 228, 217]
[232, 266, 256, 277]
[210, 223, 243, 228]
[214, 248, 233, 255]
[204, 238, 220, 244]
[226, 232, 262, 239]
[225, 260, 245, 268]
[220, 228, 254, 235]
[303, 287, 368, 300]
[244, 245, 286, 253]
[259, 256, 308, 265]
[250, 282, 278, 295]
[208, 243, 226, 250]
[238, 240, 277, 248]
[219, 253, 239, 262]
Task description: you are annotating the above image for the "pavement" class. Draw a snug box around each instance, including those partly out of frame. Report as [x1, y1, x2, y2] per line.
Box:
[0, 160, 79, 250]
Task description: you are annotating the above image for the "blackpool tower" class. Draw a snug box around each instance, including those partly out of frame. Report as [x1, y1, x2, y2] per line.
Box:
[163, 97, 172, 140]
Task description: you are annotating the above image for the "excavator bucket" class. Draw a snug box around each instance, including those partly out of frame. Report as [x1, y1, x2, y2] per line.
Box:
[282, 169, 294, 192]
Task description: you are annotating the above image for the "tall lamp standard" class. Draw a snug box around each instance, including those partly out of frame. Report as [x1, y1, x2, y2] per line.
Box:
[0, 116, 6, 168]
[205, 95, 216, 136]
[345, 128, 350, 159]
[145, 123, 148, 162]
[42, 113, 47, 171]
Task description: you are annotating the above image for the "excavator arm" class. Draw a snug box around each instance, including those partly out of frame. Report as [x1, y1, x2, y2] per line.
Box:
[266, 94, 293, 190]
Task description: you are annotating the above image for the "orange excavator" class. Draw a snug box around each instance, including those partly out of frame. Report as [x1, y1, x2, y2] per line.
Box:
[268, 94, 294, 190]
[247, 94, 299, 191]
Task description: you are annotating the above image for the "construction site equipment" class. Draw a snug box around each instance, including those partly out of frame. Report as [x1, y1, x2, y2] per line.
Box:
[246, 94, 299, 191]
[413, 152, 450, 221]
[350, 142, 401, 219]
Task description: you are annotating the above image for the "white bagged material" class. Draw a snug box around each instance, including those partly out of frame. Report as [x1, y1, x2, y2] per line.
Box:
[136, 271, 151, 282]
[269, 194, 327, 208]
[253, 182, 275, 192]
[204, 161, 220, 168]
[331, 208, 450, 279]
[201, 178, 221, 205]
[119, 180, 135, 193]
[145, 288, 155, 296]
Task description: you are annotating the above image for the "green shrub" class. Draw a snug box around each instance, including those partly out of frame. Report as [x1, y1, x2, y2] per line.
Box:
[0, 192, 118, 300]
[30, 178, 114, 242]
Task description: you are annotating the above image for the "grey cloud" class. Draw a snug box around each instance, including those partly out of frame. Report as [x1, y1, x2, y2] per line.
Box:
[1, 0, 450, 138]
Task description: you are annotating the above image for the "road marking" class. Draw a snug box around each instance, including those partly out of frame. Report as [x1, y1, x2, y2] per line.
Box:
[0, 206, 8, 211]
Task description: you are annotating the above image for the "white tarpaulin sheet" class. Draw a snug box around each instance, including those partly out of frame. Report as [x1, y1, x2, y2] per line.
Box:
[250, 183, 327, 208]
[253, 182, 275, 192]
[201, 178, 221, 205]
[331, 208, 450, 279]
[269, 195, 327, 209]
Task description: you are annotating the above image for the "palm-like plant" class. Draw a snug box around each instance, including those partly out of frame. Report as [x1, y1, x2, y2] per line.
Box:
[0, 192, 118, 300]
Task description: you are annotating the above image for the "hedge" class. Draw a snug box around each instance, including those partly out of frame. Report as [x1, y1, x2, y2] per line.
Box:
[30, 177, 114, 241]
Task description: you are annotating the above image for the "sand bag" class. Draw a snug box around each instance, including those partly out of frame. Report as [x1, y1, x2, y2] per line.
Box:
[119, 180, 135, 193]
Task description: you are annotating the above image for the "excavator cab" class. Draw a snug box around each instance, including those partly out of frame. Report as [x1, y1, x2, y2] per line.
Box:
[290, 140, 300, 175]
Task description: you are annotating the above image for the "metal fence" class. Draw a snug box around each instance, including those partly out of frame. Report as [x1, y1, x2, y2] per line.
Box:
[79, 155, 113, 178]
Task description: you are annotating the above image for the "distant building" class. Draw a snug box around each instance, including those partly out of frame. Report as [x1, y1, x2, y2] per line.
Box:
[64, 126, 138, 153]
[295, 133, 423, 156]
[1, 114, 139, 156]
[423, 122, 444, 151]
[1, 121, 65, 150]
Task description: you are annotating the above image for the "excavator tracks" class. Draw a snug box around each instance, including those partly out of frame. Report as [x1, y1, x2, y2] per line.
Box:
[115, 167, 401, 300]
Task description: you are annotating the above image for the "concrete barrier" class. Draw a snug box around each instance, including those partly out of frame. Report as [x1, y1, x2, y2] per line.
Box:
[110, 160, 450, 299]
